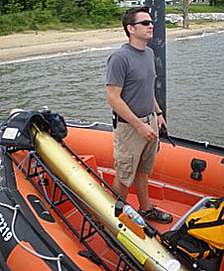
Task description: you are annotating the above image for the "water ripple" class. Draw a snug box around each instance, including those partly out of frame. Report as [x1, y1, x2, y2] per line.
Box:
[0, 32, 224, 146]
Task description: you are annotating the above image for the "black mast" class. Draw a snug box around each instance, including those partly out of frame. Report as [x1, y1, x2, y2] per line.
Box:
[146, 0, 166, 119]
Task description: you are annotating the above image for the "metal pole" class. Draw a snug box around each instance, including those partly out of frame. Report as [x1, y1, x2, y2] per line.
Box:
[146, 0, 166, 119]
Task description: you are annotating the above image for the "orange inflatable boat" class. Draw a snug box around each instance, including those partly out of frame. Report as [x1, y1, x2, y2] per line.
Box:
[0, 109, 223, 271]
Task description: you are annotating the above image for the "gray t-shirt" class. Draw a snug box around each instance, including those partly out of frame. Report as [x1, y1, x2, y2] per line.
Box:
[106, 43, 156, 118]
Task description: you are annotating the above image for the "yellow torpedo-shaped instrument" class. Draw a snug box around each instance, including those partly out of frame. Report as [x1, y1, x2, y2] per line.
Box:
[29, 123, 187, 271]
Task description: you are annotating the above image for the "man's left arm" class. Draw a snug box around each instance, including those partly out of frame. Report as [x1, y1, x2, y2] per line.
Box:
[154, 98, 167, 130]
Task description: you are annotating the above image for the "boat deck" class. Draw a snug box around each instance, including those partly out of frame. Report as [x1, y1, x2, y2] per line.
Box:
[8, 144, 223, 271]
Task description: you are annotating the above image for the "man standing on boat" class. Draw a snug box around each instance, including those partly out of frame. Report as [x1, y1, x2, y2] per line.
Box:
[106, 7, 173, 223]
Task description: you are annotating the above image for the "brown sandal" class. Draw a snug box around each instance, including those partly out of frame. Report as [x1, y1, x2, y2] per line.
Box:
[138, 207, 173, 224]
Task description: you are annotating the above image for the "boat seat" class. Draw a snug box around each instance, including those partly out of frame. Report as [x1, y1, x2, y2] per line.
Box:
[171, 196, 213, 231]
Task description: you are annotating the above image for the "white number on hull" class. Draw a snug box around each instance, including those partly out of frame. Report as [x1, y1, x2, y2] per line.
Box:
[0, 213, 12, 242]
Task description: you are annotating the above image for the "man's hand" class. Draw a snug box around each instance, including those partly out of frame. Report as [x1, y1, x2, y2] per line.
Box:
[136, 122, 158, 141]
[157, 114, 167, 130]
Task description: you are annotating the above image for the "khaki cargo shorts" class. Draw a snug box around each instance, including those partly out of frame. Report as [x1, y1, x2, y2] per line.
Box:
[113, 113, 158, 187]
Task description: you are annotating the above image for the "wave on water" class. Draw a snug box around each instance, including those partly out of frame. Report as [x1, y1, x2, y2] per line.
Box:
[0, 45, 120, 66]
[175, 29, 223, 41]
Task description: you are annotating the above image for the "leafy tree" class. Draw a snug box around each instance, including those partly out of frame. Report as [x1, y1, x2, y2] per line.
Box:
[6, 0, 23, 14]
[74, 0, 89, 8]
[46, 0, 69, 14]
[33, 2, 52, 23]
[173, 0, 192, 29]
[60, 5, 87, 23]
[18, 0, 33, 10]
[89, 0, 122, 22]
[74, 0, 91, 15]
[0, 0, 10, 13]
[183, 0, 190, 29]
[208, 0, 224, 5]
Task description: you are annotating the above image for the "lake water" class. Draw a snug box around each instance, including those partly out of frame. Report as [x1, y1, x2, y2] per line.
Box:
[0, 30, 224, 147]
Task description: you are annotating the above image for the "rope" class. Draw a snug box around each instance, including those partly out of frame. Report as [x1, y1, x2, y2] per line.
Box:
[1, 149, 64, 270]
[0, 202, 63, 271]
[66, 121, 100, 128]
[14, 151, 30, 176]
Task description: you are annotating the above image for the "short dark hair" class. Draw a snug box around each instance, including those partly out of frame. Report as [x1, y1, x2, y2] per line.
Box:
[122, 7, 150, 38]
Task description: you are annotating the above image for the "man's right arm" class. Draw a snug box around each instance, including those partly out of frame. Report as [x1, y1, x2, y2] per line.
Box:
[107, 84, 158, 141]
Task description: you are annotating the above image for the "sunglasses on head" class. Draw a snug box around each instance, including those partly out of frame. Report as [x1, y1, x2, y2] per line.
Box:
[132, 20, 153, 26]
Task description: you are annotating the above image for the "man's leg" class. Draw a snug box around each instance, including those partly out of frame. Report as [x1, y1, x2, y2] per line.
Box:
[112, 177, 129, 200]
[133, 171, 150, 211]
[134, 171, 173, 224]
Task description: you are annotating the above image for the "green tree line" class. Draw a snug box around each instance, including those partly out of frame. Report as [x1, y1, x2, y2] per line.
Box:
[0, 0, 223, 35]
[0, 0, 124, 35]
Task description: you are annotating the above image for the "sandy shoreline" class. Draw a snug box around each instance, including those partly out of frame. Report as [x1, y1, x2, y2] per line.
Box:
[0, 21, 224, 62]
